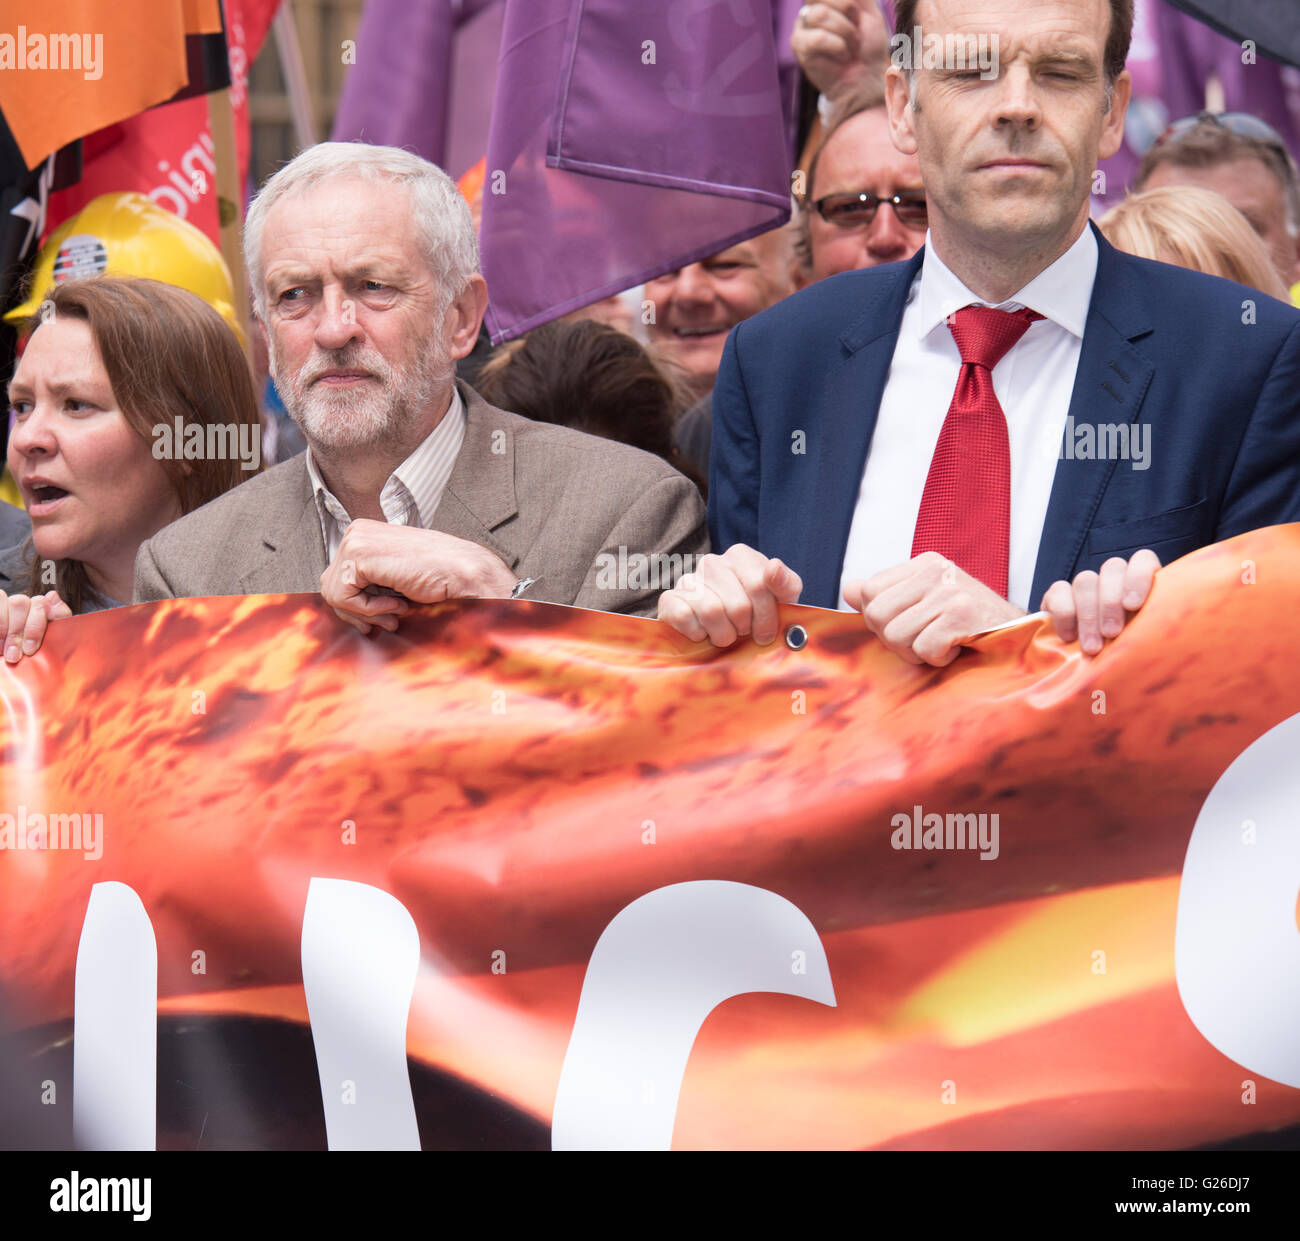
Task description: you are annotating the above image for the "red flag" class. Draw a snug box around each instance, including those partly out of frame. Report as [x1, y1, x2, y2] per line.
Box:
[225, 0, 282, 191]
[43, 97, 220, 247]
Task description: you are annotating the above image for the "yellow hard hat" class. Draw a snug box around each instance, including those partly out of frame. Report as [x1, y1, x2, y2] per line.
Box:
[4, 192, 244, 345]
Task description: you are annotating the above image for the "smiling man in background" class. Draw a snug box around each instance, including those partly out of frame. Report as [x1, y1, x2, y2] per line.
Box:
[655, 227, 798, 477]
[645, 226, 797, 405]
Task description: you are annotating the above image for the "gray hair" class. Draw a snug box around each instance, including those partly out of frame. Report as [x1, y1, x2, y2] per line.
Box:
[243, 141, 480, 318]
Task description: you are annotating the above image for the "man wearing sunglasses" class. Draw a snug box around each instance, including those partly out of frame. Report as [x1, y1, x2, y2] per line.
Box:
[797, 103, 930, 283]
[660, 0, 1300, 665]
[1135, 111, 1300, 299]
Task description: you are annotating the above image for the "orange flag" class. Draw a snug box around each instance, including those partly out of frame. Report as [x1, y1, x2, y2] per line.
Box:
[0, 0, 221, 169]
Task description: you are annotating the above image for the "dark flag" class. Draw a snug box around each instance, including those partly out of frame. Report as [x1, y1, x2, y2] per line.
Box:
[0, 114, 81, 457]
[1163, 0, 1300, 70]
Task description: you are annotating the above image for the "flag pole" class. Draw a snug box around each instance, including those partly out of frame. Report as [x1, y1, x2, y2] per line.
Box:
[274, 4, 319, 151]
[206, 87, 253, 364]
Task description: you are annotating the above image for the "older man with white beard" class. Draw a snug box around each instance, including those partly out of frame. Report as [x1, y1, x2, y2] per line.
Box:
[134, 143, 707, 622]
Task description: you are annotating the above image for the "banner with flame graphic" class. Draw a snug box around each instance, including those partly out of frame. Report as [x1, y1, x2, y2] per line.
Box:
[1, 525, 1299, 1150]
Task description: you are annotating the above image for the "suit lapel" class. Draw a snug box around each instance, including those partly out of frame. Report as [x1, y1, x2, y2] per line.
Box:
[800, 250, 924, 609]
[236, 457, 328, 594]
[1030, 228, 1154, 608]
[432, 381, 522, 571]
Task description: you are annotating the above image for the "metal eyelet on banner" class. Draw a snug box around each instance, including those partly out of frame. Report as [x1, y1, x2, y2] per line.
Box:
[784, 625, 808, 651]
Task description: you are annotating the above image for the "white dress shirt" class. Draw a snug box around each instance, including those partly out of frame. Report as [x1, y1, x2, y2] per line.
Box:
[305, 385, 467, 560]
[838, 226, 1098, 612]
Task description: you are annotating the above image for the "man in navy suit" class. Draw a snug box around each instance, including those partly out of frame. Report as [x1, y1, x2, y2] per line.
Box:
[659, 0, 1300, 665]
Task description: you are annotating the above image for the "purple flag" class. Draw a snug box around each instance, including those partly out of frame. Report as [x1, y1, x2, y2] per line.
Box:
[1152, 2, 1300, 151]
[775, 0, 809, 118]
[481, 0, 797, 343]
[445, 3, 506, 179]
[331, 0, 505, 177]
[331, 0, 455, 166]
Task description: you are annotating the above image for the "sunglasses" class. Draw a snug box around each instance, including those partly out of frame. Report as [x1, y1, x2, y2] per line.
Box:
[808, 190, 928, 229]
[1154, 111, 1297, 169]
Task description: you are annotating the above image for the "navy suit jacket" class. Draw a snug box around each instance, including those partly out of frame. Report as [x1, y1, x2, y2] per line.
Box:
[708, 224, 1300, 610]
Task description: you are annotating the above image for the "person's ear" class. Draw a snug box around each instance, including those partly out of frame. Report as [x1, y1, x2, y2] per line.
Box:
[1098, 69, 1132, 162]
[446, 275, 489, 360]
[885, 65, 919, 156]
[791, 254, 812, 291]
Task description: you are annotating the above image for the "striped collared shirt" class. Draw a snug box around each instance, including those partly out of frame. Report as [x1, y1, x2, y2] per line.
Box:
[305, 386, 467, 561]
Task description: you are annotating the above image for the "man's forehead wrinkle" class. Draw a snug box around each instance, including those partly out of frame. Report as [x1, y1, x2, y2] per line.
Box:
[917, 1, 1101, 50]
[923, 0, 1101, 33]
[264, 236, 412, 283]
[821, 139, 921, 187]
[818, 158, 925, 194]
[263, 181, 418, 256]
[971, 32, 1097, 61]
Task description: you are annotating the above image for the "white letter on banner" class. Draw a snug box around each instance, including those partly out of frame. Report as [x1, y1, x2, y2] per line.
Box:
[1175, 711, 1300, 1086]
[301, 878, 421, 1149]
[73, 882, 157, 1150]
[551, 880, 836, 1150]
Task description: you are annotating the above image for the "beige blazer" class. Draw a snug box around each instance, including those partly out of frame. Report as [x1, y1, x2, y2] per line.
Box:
[134, 381, 708, 617]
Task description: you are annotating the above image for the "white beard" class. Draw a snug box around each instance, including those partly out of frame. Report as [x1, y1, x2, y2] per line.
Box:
[270, 334, 455, 453]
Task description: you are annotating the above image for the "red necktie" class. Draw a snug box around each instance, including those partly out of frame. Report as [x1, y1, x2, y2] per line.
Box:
[910, 305, 1042, 598]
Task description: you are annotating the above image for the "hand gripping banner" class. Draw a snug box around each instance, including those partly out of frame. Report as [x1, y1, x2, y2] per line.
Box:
[1, 525, 1299, 1150]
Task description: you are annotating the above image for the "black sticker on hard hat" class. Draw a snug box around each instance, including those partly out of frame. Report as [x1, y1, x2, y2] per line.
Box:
[51, 234, 109, 284]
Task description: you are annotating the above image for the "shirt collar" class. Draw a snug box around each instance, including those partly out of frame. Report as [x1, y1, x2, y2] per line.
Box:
[305, 384, 466, 527]
[916, 223, 1098, 341]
